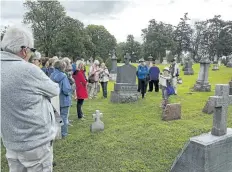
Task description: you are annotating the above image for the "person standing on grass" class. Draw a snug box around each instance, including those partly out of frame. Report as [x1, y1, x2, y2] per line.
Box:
[47, 56, 58, 77]
[88, 60, 100, 99]
[73, 60, 88, 120]
[1, 24, 59, 171]
[148, 62, 160, 92]
[50, 60, 72, 139]
[169, 59, 179, 95]
[137, 58, 149, 99]
[62, 57, 75, 126]
[99, 62, 110, 98]
[137, 59, 142, 92]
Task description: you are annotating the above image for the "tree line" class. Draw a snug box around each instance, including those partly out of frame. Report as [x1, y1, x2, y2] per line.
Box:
[1, 1, 232, 63]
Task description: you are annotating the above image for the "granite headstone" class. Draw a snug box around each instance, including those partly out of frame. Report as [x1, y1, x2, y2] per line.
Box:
[110, 53, 139, 103]
[193, 57, 211, 92]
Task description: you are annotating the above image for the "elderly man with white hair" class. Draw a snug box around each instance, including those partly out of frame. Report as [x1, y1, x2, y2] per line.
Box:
[88, 59, 100, 99]
[1, 25, 59, 172]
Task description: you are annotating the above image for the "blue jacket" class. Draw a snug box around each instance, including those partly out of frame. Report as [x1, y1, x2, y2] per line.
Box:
[149, 66, 160, 80]
[72, 63, 76, 73]
[47, 67, 55, 77]
[50, 69, 72, 108]
[41, 66, 48, 76]
[137, 65, 149, 79]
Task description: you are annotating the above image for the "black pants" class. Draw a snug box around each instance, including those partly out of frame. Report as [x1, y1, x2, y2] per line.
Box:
[140, 79, 146, 98]
[100, 82, 108, 98]
[149, 80, 159, 92]
[77, 99, 84, 118]
[137, 78, 141, 92]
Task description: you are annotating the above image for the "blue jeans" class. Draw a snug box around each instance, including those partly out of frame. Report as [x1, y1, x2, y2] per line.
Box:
[100, 82, 108, 98]
[60, 106, 69, 137]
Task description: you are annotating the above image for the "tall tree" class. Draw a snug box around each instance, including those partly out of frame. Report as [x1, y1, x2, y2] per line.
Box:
[191, 20, 208, 62]
[53, 16, 94, 60]
[23, 1, 66, 56]
[86, 25, 117, 61]
[142, 19, 176, 61]
[174, 13, 193, 61]
[116, 42, 127, 62]
[125, 34, 141, 61]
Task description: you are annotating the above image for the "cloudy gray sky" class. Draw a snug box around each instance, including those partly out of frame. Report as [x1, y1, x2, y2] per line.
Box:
[1, 0, 232, 42]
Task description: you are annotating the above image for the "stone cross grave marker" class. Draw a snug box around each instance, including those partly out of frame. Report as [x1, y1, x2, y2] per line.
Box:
[90, 110, 104, 132]
[209, 84, 232, 136]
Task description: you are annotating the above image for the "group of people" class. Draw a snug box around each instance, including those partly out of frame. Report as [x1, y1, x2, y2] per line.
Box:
[1, 24, 180, 172]
[0, 24, 112, 172]
[136, 58, 179, 99]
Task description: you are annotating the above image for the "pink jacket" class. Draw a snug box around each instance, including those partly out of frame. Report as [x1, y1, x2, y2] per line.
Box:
[89, 65, 100, 82]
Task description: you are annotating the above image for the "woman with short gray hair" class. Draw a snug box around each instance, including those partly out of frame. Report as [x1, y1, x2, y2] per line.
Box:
[62, 57, 75, 126]
[50, 60, 72, 139]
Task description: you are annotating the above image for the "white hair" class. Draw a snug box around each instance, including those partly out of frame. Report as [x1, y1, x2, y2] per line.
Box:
[94, 60, 100, 65]
[1, 24, 34, 54]
[34, 52, 41, 59]
[76, 60, 85, 70]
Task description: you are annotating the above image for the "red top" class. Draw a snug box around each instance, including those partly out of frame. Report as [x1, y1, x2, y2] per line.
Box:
[72, 70, 88, 99]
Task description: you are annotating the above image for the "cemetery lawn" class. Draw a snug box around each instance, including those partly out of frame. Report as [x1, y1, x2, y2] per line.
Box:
[1, 64, 232, 172]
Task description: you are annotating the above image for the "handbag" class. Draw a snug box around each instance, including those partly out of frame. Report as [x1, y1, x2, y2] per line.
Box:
[88, 74, 95, 83]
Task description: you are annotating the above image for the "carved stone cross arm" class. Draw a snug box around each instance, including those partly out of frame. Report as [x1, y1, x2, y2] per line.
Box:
[209, 96, 223, 107]
[210, 84, 232, 136]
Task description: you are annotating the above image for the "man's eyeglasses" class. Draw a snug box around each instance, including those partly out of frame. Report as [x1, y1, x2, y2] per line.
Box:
[21, 46, 36, 52]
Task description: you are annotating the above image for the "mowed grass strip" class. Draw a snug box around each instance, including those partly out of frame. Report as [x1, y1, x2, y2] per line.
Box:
[1, 64, 232, 172]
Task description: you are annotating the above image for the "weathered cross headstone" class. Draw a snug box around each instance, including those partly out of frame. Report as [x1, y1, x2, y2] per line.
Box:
[109, 49, 117, 81]
[209, 84, 232, 136]
[90, 110, 104, 132]
[170, 84, 232, 172]
[193, 57, 211, 92]
[110, 53, 139, 103]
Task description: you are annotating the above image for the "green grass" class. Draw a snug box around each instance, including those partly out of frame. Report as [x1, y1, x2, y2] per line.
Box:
[1, 64, 232, 172]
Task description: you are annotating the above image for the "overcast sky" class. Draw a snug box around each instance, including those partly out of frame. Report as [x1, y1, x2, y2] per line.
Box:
[1, 0, 232, 43]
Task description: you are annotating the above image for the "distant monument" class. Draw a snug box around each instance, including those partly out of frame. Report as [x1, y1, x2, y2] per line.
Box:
[110, 53, 139, 103]
[162, 50, 169, 65]
[109, 49, 117, 81]
[193, 53, 211, 92]
[183, 56, 194, 75]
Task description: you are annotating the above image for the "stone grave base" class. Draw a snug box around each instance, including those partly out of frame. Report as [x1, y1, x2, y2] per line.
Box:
[111, 91, 139, 103]
[202, 98, 214, 114]
[184, 69, 194, 75]
[162, 103, 181, 121]
[193, 81, 211, 92]
[109, 73, 117, 81]
[170, 128, 232, 172]
[229, 81, 232, 95]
